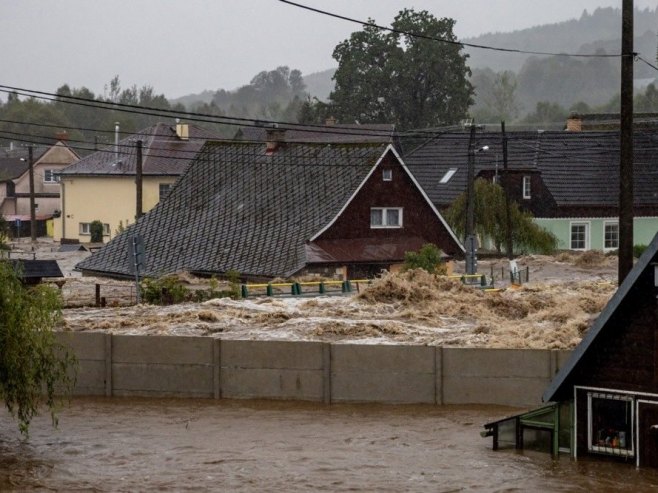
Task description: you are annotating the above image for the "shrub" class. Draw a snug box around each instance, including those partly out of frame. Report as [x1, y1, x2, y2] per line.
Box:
[403, 244, 447, 274]
[89, 220, 104, 243]
[140, 276, 189, 305]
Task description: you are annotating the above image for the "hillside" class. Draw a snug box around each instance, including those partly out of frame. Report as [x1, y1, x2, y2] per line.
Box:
[463, 7, 658, 73]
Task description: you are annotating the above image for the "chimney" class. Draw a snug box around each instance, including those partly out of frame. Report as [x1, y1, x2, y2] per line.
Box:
[175, 122, 189, 140]
[566, 113, 582, 132]
[114, 122, 120, 162]
[325, 116, 337, 126]
[55, 130, 69, 141]
[265, 125, 286, 153]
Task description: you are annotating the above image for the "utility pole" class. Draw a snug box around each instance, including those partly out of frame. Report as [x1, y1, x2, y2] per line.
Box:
[501, 121, 514, 260]
[136, 140, 143, 219]
[28, 145, 37, 242]
[619, 0, 634, 284]
[465, 124, 477, 275]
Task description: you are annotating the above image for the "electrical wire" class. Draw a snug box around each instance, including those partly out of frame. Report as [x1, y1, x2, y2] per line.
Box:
[277, 0, 631, 59]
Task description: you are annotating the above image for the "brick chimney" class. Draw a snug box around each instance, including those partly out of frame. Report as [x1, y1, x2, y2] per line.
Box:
[325, 116, 337, 126]
[265, 126, 286, 153]
[55, 130, 69, 141]
[566, 113, 582, 132]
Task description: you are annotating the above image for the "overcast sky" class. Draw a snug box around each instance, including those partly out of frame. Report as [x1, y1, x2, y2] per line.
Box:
[2, 0, 655, 99]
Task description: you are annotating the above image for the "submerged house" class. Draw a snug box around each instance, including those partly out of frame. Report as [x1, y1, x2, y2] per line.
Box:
[484, 232, 658, 467]
[402, 130, 658, 252]
[76, 129, 462, 280]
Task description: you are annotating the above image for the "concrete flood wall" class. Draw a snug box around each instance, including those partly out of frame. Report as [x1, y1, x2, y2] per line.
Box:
[56, 333, 572, 408]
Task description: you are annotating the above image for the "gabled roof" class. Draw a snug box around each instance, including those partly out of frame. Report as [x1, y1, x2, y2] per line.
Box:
[77, 140, 400, 278]
[59, 123, 221, 177]
[402, 130, 658, 209]
[543, 232, 658, 402]
[236, 123, 395, 144]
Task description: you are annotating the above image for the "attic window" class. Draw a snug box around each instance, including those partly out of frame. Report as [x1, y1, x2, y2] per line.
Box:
[382, 169, 392, 181]
[439, 168, 458, 184]
[371, 207, 402, 228]
[522, 176, 531, 199]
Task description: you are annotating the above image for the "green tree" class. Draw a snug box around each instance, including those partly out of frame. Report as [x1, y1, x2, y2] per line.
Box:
[445, 178, 557, 254]
[330, 9, 473, 129]
[522, 101, 568, 124]
[470, 69, 519, 122]
[0, 261, 76, 435]
[0, 216, 9, 250]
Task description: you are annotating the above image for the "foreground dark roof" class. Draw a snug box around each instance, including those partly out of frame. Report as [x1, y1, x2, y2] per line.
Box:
[402, 130, 658, 208]
[77, 141, 391, 278]
[543, 231, 658, 402]
[59, 123, 221, 176]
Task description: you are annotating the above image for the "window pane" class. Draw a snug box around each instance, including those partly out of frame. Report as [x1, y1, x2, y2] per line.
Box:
[589, 394, 634, 457]
[604, 224, 619, 249]
[571, 224, 586, 249]
[370, 209, 383, 226]
[386, 209, 400, 226]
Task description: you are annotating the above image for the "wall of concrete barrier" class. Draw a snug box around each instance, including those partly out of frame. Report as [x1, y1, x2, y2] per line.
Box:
[55, 333, 572, 408]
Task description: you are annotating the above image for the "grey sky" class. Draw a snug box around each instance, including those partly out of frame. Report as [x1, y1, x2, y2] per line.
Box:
[2, 0, 655, 99]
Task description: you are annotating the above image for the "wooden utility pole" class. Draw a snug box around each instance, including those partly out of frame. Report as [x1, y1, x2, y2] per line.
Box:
[619, 0, 634, 284]
[28, 145, 37, 242]
[501, 121, 513, 259]
[136, 140, 143, 219]
[465, 124, 477, 275]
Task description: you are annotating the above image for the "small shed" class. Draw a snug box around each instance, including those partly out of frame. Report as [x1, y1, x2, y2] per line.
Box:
[10, 259, 64, 285]
[484, 232, 658, 467]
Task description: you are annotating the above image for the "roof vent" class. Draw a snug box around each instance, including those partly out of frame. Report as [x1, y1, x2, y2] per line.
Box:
[265, 126, 286, 154]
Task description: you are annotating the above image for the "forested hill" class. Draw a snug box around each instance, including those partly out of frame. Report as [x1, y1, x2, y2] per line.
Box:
[463, 7, 658, 74]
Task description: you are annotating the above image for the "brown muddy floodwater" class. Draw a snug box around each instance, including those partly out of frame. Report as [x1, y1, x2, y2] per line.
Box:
[2, 398, 658, 492]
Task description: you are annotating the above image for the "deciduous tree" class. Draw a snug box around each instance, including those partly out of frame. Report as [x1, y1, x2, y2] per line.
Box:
[330, 9, 474, 129]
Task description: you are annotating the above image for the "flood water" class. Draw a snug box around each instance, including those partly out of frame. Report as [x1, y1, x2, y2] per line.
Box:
[2, 398, 658, 492]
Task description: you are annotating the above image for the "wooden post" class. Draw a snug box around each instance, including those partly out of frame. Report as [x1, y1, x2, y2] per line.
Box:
[501, 121, 514, 259]
[619, 0, 634, 284]
[136, 140, 143, 219]
[28, 146, 36, 242]
[95, 284, 101, 307]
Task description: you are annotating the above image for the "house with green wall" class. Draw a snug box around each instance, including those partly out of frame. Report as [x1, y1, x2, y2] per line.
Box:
[402, 130, 658, 252]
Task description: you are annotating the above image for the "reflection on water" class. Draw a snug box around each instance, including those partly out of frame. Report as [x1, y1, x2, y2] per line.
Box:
[2, 397, 658, 492]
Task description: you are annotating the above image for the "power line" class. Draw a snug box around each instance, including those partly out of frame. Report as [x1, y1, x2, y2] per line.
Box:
[277, 0, 630, 59]
[637, 55, 658, 72]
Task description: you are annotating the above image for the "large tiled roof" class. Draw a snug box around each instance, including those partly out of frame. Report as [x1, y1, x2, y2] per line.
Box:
[402, 130, 658, 209]
[77, 141, 390, 278]
[236, 123, 395, 144]
[59, 123, 221, 176]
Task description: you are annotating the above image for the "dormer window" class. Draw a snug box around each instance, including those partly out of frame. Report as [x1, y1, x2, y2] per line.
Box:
[382, 169, 392, 181]
[522, 176, 531, 199]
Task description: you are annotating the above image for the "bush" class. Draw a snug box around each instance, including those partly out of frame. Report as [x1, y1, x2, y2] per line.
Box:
[403, 244, 447, 274]
[140, 276, 189, 305]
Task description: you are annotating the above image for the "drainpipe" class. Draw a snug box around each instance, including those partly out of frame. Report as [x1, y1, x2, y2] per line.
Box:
[114, 122, 120, 163]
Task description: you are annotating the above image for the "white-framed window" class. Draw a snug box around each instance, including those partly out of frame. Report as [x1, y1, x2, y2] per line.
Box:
[382, 169, 392, 181]
[43, 169, 59, 183]
[79, 222, 110, 236]
[587, 392, 634, 458]
[370, 207, 403, 228]
[604, 222, 619, 250]
[159, 183, 172, 201]
[522, 175, 531, 199]
[439, 168, 458, 184]
[570, 222, 590, 250]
